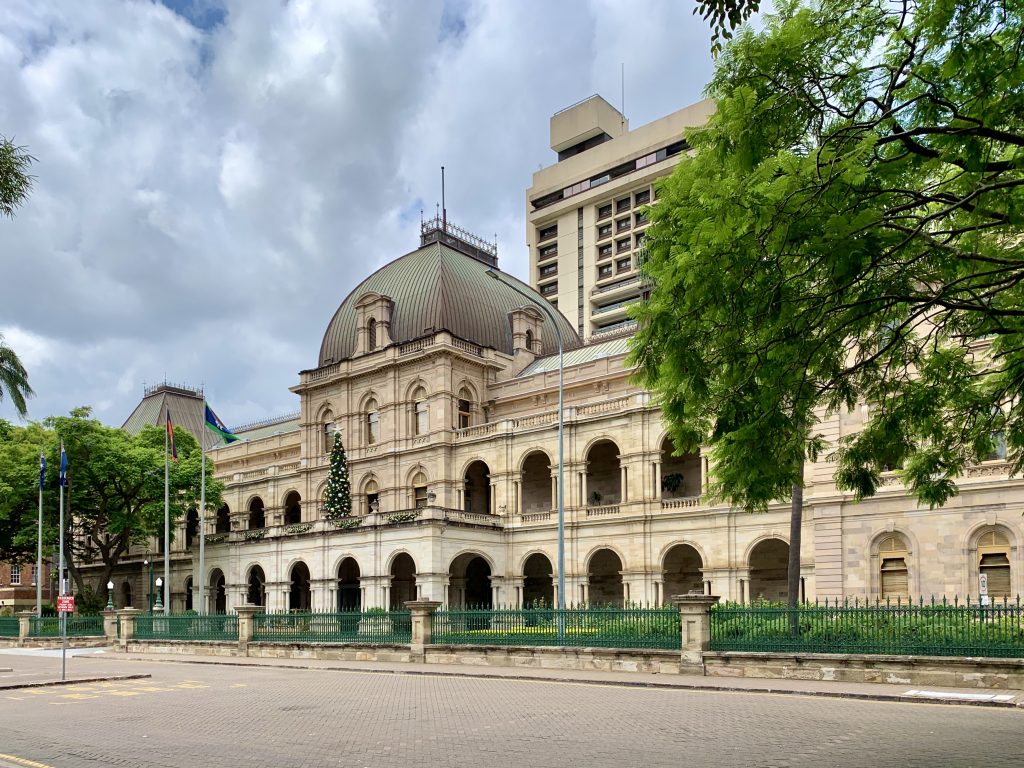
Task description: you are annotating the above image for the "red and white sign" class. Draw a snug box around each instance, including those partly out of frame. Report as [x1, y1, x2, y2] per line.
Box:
[57, 595, 75, 613]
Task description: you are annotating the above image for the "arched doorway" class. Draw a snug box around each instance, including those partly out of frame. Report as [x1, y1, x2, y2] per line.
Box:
[663, 544, 704, 601]
[522, 553, 554, 607]
[463, 461, 491, 514]
[210, 569, 227, 614]
[977, 529, 1013, 600]
[184, 576, 193, 611]
[876, 534, 910, 600]
[390, 553, 416, 609]
[449, 553, 492, 607]
[520, 451, 551, 514]
[660, 437, 701, 499]
[283, 491, 302, 525]
[215, 504, 231, 534]
[337, 557, 361, 611]
[749, 539, 789, 602]
[121, 581, 133, 609]
[586, 440, 621, 505]
[588, 549, 624, 606]
[290, 562, 312, 611]
[248, 497, 265, 529]
[185, 508, 200, 549]
[247, 565, 266, 606]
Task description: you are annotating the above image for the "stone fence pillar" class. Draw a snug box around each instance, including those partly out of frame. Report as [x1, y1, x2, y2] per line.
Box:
[116, 608, 142, 651]
[406, 599, 442, 663]
[17, 610, 34, 642]
[102, 609, 119, 644]
[673, 593, 720, 669]
[235, 604, 266, 654]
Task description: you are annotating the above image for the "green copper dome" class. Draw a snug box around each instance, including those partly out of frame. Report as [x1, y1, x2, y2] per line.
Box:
[318, 242, 581, 366]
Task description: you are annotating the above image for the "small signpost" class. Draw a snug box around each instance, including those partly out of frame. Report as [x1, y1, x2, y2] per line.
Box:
[57, 595, 75, 613]
[979, 573, 989, 607]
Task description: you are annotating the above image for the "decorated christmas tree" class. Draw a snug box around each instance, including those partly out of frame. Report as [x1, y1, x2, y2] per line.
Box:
[322, 430, 352, 521]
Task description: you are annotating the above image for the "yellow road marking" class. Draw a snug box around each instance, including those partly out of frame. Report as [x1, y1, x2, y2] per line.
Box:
[0, 752, 56, 768]
[59, 693, 99, 700]
[105, 691, 141, 697]
[229, 683, 247, 688]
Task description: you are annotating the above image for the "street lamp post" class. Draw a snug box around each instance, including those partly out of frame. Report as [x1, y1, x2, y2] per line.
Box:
[486, 269, 566, 613]
[154, 577, 164, 612]
[144, 559, 153, 612]
[106, 580, 114, 611]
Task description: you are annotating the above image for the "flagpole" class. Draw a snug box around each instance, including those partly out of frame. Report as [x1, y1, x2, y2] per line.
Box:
[37, 451, 44, 617]
[58, 446, 66, 682]
[199, 399, 207, 615]
[164, 412, 170, 614]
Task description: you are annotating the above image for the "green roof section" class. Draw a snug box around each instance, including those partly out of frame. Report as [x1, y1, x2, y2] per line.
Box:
[227, 413, 301, 443]
[318, 241, 581, 366]
[517, 335, 633, 377]
[121, 384, 229, 452]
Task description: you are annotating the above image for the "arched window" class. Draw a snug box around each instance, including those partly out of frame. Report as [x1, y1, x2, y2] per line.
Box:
[413, 388, 429, 436]
[877, 535, 909, 600]
[322, 414, 336, 455]
[367, 318, 377, 351]
[215, 504, 231, 534]
[978, 529, 1012, 599]
[412, 471, 428, 509]
[283, 491, 301, 525]
[457, 387, 472, 429]
[525, 329, 535, 353]
[365, 479, 380, 513]
[365, 399, 379, 444]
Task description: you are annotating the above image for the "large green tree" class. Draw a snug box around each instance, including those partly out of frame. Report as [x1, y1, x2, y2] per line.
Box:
[0, 408, 223, 603]
[633, 0, 1024, 607]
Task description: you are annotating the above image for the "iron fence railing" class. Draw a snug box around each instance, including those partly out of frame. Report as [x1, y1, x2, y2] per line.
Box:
[710, 598, 1024, 658]
[135, 613, 238, 641]
[28, 614, 105, 638]
[252, 610, 412, 644]
[432, 605, 680, 650]
[0, 616, 19, 637]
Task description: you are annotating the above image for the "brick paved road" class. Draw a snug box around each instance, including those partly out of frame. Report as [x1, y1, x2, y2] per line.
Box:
[0, 661, 1021, 768]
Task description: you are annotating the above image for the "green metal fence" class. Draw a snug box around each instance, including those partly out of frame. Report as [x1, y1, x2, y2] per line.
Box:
[135, 613, 238, 641]
[252, 610, 412, 644]
[710, 598, 1024, 658]
[0, 617, 19, 637]
[433, 605, 681, 650]
[28, 614, 105, 638]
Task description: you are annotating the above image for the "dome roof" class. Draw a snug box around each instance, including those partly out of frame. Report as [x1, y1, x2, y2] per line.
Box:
[318, 242, 581, 366]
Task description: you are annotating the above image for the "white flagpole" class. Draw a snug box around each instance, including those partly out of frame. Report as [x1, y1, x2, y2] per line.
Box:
[164, 412, 170, 614]
[36, 451, 43, 617]
[199, 400, 207, 615]
[58, 445, 66, 681]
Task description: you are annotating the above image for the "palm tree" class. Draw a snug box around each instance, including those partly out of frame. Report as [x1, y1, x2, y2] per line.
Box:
[0, 333, 33, 417]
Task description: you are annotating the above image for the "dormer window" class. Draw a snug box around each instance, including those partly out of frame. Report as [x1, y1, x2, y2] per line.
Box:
[367, 318, 377, 351]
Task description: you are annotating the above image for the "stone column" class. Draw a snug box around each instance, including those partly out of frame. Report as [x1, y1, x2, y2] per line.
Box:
[673, 594, 719, 669]
[102, 609, 119, 644]
[406, 599, 441, 663]
[620, 464, 628, 503]
[653, 461, 662, 500]
[116, 608, 142, 651]
[17, 610, 34, 642]
[235, 604, 265, 655]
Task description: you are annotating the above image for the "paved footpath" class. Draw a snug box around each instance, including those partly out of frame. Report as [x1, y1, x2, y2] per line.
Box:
[0, 649, 1022, 768]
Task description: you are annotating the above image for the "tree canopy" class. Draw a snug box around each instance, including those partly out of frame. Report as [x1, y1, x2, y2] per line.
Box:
[0, 408, 223, 604]
[0, 332, 33, 418]
[632, 0, 1024, 515]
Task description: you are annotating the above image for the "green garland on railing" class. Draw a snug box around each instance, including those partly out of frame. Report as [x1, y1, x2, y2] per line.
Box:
[244, 528, 268, 541]
[385, 510, 420, 524]
[332, 517, 362, 529]
[284, 523, 314, 535]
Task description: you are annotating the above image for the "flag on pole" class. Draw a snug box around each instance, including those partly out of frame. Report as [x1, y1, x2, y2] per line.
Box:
[39, 453, 46, 490]
[58, 443, 68, 486]
[166, 409, 178, 463]
[204, 403, 239, 444]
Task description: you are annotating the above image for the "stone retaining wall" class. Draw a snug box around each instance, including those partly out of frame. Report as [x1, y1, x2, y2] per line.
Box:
[704, 651, 1024, 690]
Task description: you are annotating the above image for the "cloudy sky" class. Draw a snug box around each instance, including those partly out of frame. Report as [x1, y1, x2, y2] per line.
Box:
[0, 0, 715, 428]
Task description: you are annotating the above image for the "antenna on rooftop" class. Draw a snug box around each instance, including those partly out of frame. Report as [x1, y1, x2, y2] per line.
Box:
[621, 62, 626, 128]
[441, 165, 447, 231]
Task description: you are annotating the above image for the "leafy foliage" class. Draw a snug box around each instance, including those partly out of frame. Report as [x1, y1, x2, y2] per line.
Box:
[633, 0, 1024, 516]
[322, 430, 352, 521]
[0, 135, 34, 218]
[694, 0, 761, 53]
[0, 333, 33, 418]
[0, 408, 223, 596]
